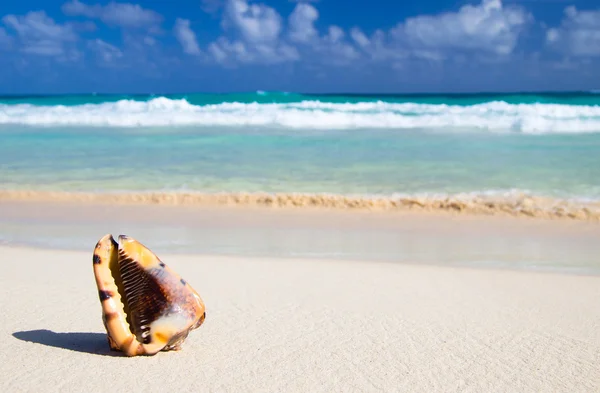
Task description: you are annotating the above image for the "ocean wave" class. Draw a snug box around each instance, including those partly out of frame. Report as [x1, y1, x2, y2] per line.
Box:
[1, 97, 600, 133]
[1, 189, 598, 221]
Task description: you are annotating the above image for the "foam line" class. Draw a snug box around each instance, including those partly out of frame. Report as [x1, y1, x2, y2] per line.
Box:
[1, 98, 600, 133]
[0, 190, 598, 221]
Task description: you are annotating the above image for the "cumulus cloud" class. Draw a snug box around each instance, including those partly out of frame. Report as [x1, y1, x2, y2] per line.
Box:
[194, 0, 537, 67]
[209, 0, 298, 65]
[206, 0, 392, 67]
[87, 38, 123, 64]
[286, 3, 369, 65]
[1, 0, 565, 71]
[546, 6, 600, 57]
[2, 11, 78, 57]
[349, 27, 403, 62]
[62, 0, 163, 30]
[288, 3, 318, 43]
[289, 1, 528, 67]
[316, 25, 360, 64]
[390, 0, 530, 59]
[58, 0, 163, 67]
[223, 0, 282, 43]
[349, 28, 369, 49]
[208, 36, 299, 65]
[174, 18, 201, 55]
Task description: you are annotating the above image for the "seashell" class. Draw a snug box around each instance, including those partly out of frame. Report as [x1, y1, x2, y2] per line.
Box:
[92, 234, 206, 356]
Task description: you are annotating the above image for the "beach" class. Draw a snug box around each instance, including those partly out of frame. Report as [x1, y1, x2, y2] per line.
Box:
[3, 0, 600, 384]
[1, 201, 600, 392]
[1, 91, 600, 391]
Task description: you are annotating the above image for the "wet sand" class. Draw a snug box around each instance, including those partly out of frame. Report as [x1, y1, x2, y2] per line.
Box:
[0, 200, 599, 274]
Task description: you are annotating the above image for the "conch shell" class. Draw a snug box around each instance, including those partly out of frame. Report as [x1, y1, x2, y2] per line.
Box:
[92, 234, 206, 356]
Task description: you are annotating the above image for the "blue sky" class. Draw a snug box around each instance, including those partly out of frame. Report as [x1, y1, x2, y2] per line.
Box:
[0, 0, 599, 94]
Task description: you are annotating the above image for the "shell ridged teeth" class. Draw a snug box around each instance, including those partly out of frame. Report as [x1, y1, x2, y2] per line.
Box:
[94, 234, 206, 356]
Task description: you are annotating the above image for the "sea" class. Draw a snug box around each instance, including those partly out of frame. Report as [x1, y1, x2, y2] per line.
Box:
[1, 91, 599, 205]
[1, 91, 599, 273]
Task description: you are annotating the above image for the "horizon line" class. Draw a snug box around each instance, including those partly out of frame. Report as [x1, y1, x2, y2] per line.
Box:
[0, 89, 598, 98]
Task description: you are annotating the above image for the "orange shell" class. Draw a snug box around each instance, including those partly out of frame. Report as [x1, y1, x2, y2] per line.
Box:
[92, 234, 205, 356]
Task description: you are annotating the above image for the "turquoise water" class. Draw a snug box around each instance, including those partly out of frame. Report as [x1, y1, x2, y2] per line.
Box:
[0, 92, 599, 200]
[2, 91, 600, 106]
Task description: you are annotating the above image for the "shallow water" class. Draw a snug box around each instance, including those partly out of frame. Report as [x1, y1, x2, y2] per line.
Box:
[1, 92, 600, 202]
[2, 126, 600, 202]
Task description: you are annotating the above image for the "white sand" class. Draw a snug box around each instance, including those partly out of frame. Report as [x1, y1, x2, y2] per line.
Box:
[2, 245, 599, 392]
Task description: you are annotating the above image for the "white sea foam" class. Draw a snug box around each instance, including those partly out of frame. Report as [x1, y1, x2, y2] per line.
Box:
[1, 97, 600, 133]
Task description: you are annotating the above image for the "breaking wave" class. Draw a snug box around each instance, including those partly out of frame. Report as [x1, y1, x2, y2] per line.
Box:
[1, 97, 600, 133]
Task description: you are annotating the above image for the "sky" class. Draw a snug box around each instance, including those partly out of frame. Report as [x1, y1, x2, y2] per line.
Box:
[0, 0, 599, 94]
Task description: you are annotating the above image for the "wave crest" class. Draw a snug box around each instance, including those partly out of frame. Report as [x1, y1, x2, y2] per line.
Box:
[1, 97, 600, 133]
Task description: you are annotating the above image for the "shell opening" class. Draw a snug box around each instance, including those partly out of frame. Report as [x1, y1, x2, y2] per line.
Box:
[94, 233, 206, 356]
[106, 236, 136, 337]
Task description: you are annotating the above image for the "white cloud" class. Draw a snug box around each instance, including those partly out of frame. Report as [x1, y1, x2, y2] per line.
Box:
[350, 28, 403, 62]
[87, 38, 123, 63]
[208, 38, 232, 63]
[3, 12, 77, 42]
[174, 18, 201, 55]
[349, 27, 369, 49]
[62, 0, 163, 29]
[209, 0, 298, 65]
[2, 11, 78, 57]
[317, 25, 360, 64]
[207, 0, 372, 67]
[59, 0, 163, 67]
[185, 0, 537, 68]
[286, 3, 360, 65]
[390, 0, 530, 58]
[286, 0, 531, 66]
[288, 3, 318, 43]
[224, 0, 282, 43]
[0, 0, 547, 71]
[209, 37, 299, 65]
[546, 6, 600, 57]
